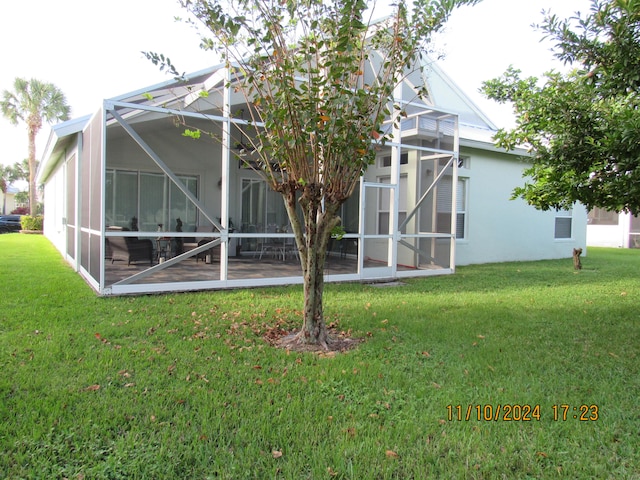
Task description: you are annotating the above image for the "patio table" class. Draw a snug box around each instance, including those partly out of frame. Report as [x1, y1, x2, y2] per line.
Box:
[156, 237, 171, 262]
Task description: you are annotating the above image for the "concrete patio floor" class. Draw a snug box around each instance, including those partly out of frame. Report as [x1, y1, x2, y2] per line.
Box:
[105, 252, 363, 287]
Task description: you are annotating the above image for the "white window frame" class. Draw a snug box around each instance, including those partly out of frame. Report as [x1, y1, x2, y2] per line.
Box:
[436, 175, 467, 240]
[554, 209, 573, 239]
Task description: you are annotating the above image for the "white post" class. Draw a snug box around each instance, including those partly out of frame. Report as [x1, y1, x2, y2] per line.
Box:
[389, 84, 402, 273]
[450, 116, 459, 272]
[220, 61, 232, 278]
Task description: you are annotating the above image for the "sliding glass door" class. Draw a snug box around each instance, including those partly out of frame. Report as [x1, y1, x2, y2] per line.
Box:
[105, 169, 198, 232]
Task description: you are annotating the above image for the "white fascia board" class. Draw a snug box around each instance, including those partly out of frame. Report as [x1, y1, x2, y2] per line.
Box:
[458, 119, 531, 157]
[36, 114, 91, 184]
[459, 136, 530, 158]
[183, 68, 228, 108]
[108, 64, 225, 104]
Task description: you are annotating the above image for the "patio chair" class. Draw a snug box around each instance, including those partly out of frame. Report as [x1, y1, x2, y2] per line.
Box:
[183, 225, 220, 262]
[106, 235, 154, 266]
[183, 225, 214, 251]
[257, 224, 285, 260]
[195, 239, 221, 263]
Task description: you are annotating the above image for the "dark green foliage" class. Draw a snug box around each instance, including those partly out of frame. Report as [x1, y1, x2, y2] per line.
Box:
[482, 0, 640, 214]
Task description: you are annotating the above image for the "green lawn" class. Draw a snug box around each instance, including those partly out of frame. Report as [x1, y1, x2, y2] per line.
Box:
[0, 233, 638, 479]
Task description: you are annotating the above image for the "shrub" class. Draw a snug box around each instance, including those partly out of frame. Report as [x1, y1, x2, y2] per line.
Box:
[20, 215, 43, 231]
[11, 206, 29, 215]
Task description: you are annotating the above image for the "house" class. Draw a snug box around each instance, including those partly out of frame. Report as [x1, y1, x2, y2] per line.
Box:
[0, 185, 19, 215]
[587, 208, 640, 248]
[36, 55, 587, 296]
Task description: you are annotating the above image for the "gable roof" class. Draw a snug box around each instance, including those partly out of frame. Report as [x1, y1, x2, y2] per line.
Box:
[37, 114, 92, 184]
[423, 60, 496, 130]
[38, 54, 508, 183]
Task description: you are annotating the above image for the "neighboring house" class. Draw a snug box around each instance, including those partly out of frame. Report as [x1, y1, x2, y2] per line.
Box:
[0, 185, 19, 215]
[587, 208, 640, 248]
[36, 56, 587, 296]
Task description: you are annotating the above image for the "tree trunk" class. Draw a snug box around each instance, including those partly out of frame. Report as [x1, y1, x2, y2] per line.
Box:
[573, 248, 582, 270]
[27, 122, 38, 215]
[300, 238, 329, 347]
[281, 182, 340, 348]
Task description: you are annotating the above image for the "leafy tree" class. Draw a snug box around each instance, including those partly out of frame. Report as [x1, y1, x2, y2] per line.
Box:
[481, 0, 640, 215]
[1, 78, 70, 214]
[151, 0, 480, 348]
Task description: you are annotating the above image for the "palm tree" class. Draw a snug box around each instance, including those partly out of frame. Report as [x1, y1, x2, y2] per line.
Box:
[1, 78, 70, 213]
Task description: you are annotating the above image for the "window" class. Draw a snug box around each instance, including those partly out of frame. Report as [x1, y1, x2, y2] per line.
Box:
[435, 177, 466, 239]
[139, 173, 167, 230]
[439, 155, 467, 169]
[105, 170, 137, 227]
[240, 178, 289, 232]
[380, 153, 409, 168]
[105, 169, 198, 231]
[554, 209, 573, 239]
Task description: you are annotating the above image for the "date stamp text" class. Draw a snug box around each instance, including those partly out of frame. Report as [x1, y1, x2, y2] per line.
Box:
[446, 404, 599, 422]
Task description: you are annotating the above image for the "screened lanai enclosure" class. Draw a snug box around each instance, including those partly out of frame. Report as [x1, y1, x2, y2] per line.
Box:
[45, 62, 459, 295]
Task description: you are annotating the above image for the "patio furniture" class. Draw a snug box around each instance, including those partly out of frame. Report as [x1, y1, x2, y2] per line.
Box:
[257, 224, 286, 260]
[183, 225, 214, 251]
[156, 237, 171, 262]
[183, 225, 220, 262]
[107, 236, 154, 266]
[284, 237, 299, 261]
[196, 239, 221, 263]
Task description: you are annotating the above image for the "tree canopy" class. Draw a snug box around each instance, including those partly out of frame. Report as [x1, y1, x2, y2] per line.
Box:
[150, 0, 480, 348]
[481, 0, 640, 215]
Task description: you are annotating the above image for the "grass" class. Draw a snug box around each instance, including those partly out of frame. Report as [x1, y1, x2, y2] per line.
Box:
[0, 233, 638, 479]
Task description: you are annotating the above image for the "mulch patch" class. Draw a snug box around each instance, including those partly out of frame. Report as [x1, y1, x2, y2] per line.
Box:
[263, 320, 363, 354]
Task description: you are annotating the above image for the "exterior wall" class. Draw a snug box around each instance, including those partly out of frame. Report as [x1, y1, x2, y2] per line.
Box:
[587, 212, 640, 249]
[0, 190, 17, 214]
[0, 187, 17, 215]
[42, 165, 66, 252]
[455, 147, 588, 266]
[587, 222, 626, 248]
[42, 140, 80, 260]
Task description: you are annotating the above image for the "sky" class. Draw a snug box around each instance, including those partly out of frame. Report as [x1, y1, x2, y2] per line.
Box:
[0, 0, 592, 171]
